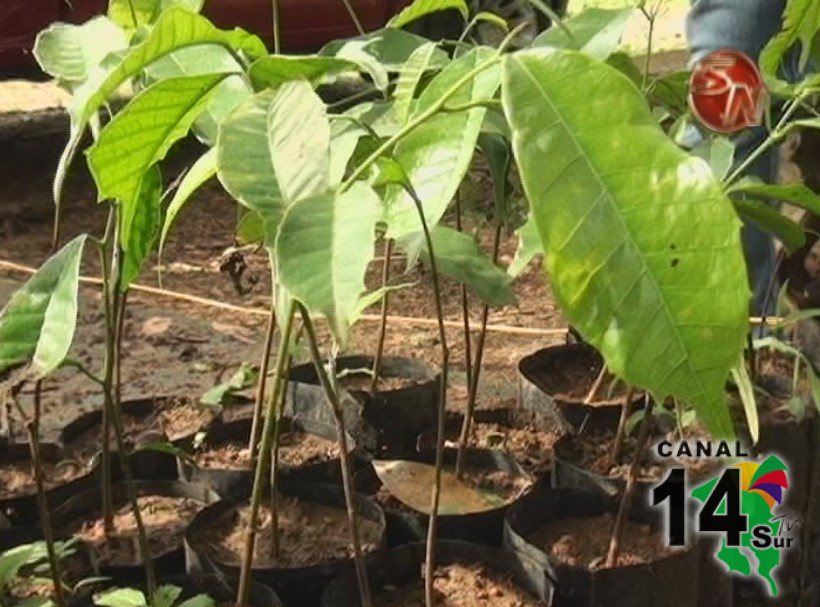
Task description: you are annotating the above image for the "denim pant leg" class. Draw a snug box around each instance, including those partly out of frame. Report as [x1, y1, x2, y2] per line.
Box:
[687, 0, 785, 315]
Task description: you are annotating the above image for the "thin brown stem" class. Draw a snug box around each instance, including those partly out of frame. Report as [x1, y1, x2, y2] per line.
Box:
[371, 239, 394, 393]
[271, 0, 281, 53]
[97, 209, 117, 533]
[455, 221, 502, 477]
[250, 302, 277, 454]
[455, 194, 473, 391]
[299, 305, 372, 607]
[608, 388, 636, 470]
[605, 395, 655, 568]
[584, 365, 608, 405]
[236, 302, 296, 607]
[340, 0, 365, 35]
[25, 383, 66, 607]
[269, 338, 296, 559]
[401, 185, 450, 607]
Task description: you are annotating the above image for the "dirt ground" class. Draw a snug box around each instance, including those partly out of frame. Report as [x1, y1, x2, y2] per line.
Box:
[0, 125, 566, 442]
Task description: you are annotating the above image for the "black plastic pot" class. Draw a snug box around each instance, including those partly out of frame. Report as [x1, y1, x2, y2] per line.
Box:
[360, 447, 533, 547]
[416, 408, 557, 486]
[518, 345, 642, 433]
[289, 355, 440, 458]
[59, 400, 177, 481]
[0, 443, 94, 527]
[321, 540, 553, 607]
[504, 486, 700, 607]
[176, 417, 357, 496]
[51, 480, 218, 582]
[185, 482, 386, 607]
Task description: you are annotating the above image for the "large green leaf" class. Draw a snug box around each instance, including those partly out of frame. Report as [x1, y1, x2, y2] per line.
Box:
[502, 49, 749, 438]
[320, 29, 449, 72]
[383, 47, 501, 239]
[400, 226, 515, 306]
[160, 148, 217, 255]
[33, 17, 127, 86]
[534, 8, 633, 60]
[121, 167, 163, 290]
[760, 0, 820, 89]
[275, 183, 382, 344]
[87, 73, 226, 219]
[217, 80, 330, 238]
[249, 55, 358, 89]
[388, 0, 468, 29]
[0, 235, 86, 379]
[56, 7, 264, 207]
[142, 45, 250, 145]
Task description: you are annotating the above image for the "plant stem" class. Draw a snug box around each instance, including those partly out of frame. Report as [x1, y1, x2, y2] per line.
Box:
[605, 395, 655, 568]
[608, 387, 636, 470]
[639, 5, 656, 92]
[250, 301, 277, 454]
[236, 301, 296, 607]
[97, 209, 117, 534]
[342, 56, 502, 191]
[25, 383, 66, 607]
[269, 340, 296, 560]
[371, 239, 394, 393]
[455, 221, 502, 477]
[724, 96, 802, 187]
[341, 0, 365, 35]
[272, 0, 281, 53]
[299, 304, 373, 607]
[401, 185, 450, 607]
[455, 194, 473, 391]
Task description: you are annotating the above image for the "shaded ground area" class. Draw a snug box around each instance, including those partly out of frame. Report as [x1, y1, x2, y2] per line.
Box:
[0, 128, 567, 441]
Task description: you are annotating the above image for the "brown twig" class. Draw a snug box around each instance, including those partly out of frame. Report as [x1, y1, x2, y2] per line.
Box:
[300, 305, 373, 607]
[455, 222, 503, 477]
[455, 193, 473, 390]
[371, 239, 394, 393]
[605, 395, 655, 568]
[608, 387, 636, 470]
[584, 365, 608, 405]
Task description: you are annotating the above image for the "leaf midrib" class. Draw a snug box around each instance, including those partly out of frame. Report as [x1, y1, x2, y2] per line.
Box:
[512, 54, 711, 406]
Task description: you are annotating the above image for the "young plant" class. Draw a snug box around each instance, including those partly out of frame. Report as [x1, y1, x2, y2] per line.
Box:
[0, 236, 87, 607]
[0, 540, 78, 607]
[94, 585, 213, 607]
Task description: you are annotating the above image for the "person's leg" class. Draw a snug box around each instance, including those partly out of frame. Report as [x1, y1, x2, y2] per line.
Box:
[687, 0, 785, 316]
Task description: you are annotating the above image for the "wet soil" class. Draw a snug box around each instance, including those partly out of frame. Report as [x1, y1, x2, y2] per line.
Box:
[194, 431, 340, 470]
[71, 495, 206, 566]
[0, 458, 85, 499]
[376, 562, 543, 607]
[527, 512, 673, 570]
[202, 499, 382, 569]
[156, 397, 219, 441]
[374, 464, 530, 515]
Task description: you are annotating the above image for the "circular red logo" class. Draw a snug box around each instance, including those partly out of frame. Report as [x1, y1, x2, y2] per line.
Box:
[688, 49, 768, 134]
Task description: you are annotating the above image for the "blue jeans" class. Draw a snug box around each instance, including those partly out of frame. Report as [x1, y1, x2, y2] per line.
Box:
[686, 0, 786, 315]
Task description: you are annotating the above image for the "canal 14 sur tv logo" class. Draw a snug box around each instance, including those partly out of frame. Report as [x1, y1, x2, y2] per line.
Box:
[650, 440, 794, 596]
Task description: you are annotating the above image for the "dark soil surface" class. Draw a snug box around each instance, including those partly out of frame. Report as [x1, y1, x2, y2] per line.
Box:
[527, 512, 673, 570]
[376, 562, 544, 607]
[71, 495, 206, 566]
[202, 499, 382, 569]
[62, 408, 163, 466]
[194, 431, 339, 470]
[156, 397, 220, 441]
[0, 130, 564, 446]
[0, 458, 84, 498]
